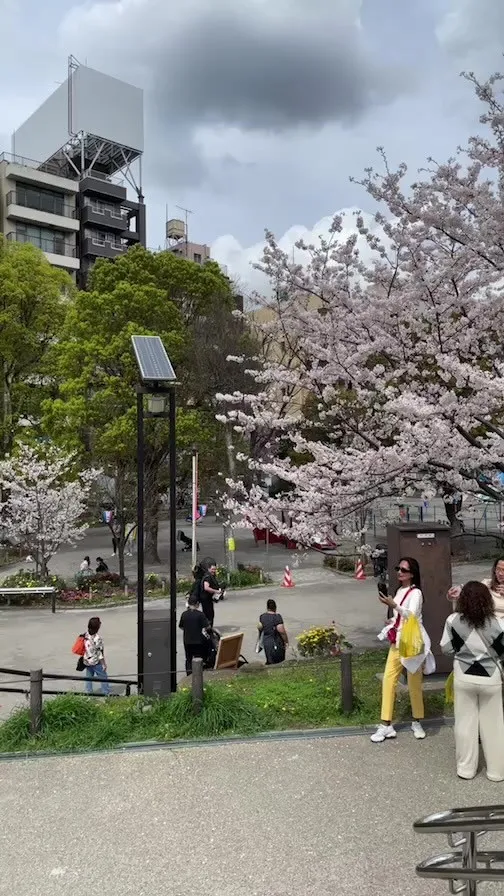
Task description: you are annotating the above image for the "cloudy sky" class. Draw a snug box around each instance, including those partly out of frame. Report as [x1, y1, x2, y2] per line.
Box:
[1, 0, 502, 294]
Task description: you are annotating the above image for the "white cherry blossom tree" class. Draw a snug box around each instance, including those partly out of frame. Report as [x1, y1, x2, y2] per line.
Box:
[218, 71, 504, 544]
[0, 445, 100, 576]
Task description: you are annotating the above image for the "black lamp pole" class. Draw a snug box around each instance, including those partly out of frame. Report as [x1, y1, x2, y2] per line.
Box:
[136, 388, 145, 694]
[169, 387, 177, 694]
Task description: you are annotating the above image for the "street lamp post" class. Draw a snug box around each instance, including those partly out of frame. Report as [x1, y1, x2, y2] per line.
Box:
[132, 336, 177, 695]
[191, 447, 198, 571]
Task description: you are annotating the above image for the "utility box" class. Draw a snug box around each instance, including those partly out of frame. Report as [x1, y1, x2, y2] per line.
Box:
[387, 523, 452, 674]
[143, 610, 171, 697]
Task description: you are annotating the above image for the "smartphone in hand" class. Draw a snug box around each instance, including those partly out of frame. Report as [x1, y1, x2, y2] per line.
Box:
[377, 582, 388, 599]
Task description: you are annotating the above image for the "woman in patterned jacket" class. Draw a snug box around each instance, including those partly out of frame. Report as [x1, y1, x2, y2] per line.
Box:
[441, 581, 504, 782]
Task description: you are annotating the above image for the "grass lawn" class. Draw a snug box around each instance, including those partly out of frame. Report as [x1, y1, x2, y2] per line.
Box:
[0, 652, 449, 755]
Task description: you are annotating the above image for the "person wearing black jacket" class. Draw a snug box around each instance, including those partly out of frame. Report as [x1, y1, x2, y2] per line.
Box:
[198, 558, 222, 628]
[178, 595, 210, 674]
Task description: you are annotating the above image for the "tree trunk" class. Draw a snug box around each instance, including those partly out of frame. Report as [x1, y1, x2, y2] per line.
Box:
[118, 537, 125, 580]
[225, 425, 236, 478]
[144, 457, 161, 564]
[444, 499, 464, 537]
[145, 513, 160, 564]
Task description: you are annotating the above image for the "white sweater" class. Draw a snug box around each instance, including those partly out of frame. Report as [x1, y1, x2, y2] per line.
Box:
[378, 585, 435, 674]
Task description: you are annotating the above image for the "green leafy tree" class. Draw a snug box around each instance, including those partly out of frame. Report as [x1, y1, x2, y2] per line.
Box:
[43, 245, 235, 570]
[0, 236, 72, 455]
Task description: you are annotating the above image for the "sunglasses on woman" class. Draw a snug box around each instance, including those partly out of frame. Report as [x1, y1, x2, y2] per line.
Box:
[395, 565, 411, 573]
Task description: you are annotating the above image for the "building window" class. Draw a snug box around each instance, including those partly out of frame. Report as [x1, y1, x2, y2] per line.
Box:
[15, 186, 65, 216]
[15, 223, 68, 255]
[193, 253, 202, 264]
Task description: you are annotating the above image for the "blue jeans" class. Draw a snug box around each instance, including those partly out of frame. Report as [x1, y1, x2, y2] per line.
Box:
[85, 663, 111, 695]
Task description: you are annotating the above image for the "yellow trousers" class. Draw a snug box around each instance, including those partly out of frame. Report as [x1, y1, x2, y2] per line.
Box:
[381, 647, 424, 722]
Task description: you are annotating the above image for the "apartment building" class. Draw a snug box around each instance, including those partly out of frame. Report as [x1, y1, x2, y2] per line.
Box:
[0, 153, 80, 275]
[1, 59, 145, 286]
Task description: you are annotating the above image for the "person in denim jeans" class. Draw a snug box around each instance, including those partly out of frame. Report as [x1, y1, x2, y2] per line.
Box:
[83, 617, 111, 695]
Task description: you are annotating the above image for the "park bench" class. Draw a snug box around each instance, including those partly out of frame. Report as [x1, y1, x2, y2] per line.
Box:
[0, 587, 57, 613]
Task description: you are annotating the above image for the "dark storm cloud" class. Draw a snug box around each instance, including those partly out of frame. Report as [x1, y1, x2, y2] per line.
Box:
[150, 0, 407, 132]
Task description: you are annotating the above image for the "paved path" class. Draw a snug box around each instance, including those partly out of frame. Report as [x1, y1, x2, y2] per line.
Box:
[1, 728, 503, 896]
[0, 566, 386, 720]
[0, 545, 493, 720]
[1, 518, 328, 582]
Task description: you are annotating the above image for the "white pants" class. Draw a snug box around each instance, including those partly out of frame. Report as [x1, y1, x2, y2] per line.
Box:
[454, 662, 504, 781]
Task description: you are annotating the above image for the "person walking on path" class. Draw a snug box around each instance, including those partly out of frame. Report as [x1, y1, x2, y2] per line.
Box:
[447, 557, 504, 618]
[258, 599, 288, 665]
[199, 558, 222, 629]
[83, 617, 111, 695]
[371, 557, 434, 744]
[179, 595, 210, 674]
[441, 580, 504, 781]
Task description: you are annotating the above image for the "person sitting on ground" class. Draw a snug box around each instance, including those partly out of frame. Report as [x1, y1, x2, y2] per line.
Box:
[258, 599, 289, 665]
[80, 555, 91, 572]
[96, 557, 109, 574]
[447, 557, 504, 618]
[179, 595, 210, 674]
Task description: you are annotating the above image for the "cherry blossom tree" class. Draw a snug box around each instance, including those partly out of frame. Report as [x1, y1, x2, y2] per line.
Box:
[0, 445, 100, 576]
[218, 71, 504, 544]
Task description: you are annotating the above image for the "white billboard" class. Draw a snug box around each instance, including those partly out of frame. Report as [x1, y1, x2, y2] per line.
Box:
[12, 65, 144, 163]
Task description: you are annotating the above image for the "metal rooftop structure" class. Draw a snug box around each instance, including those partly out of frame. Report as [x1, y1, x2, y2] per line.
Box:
[12, 56, 144, 196]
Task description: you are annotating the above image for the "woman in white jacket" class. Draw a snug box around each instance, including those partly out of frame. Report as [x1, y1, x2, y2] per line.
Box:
[371, 556, 434, 743]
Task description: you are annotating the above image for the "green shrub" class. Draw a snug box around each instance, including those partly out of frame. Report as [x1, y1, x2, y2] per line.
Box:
[219, 564, 269, 588]
[323, 555, 356, 573]
[0, 569, 68, 604]
[75, 571, 122, 589]
[145, 573, 164, 590]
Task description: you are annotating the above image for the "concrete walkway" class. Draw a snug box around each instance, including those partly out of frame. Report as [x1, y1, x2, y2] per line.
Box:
[1, 728, 503, 896]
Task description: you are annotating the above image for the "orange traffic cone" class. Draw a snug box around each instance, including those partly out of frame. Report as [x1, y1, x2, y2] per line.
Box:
[355, 558, 366, 581]
[281, 565, 295, 588]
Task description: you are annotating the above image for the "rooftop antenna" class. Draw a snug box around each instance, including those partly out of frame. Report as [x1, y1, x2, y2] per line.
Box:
[176, 204, 193, 257]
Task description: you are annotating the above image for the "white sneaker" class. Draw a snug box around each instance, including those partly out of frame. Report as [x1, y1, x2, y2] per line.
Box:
[370, 724, 396, 743]
[412, 721, 426, 740]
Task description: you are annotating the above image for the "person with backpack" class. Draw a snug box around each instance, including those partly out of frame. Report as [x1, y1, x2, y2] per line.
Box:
[83, 617, 111, 695]
[179, 595, 210, 674]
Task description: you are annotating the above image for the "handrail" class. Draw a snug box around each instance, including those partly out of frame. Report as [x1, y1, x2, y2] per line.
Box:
[414, 805, 504, 894]
[414, 806, 504, 834]
[0, 667, 136, 686]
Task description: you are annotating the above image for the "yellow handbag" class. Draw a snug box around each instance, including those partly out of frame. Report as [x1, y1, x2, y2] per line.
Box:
[445, 671, 454, 704]
[398, 615, 424, 658]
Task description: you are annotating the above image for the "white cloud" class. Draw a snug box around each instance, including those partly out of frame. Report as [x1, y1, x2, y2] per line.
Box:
[211, 207, 380, 298]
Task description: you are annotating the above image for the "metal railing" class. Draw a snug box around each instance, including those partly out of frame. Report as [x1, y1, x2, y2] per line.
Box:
[6, 231, 77, 258]
[6, 190, 77, 219]
[414, 805, 504, 894]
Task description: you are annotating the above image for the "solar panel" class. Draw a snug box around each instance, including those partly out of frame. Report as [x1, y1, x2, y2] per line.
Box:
[131, 335, 177, 384]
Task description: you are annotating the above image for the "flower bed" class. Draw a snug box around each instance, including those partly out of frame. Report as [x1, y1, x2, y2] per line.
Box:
[297, 623, 352, 657]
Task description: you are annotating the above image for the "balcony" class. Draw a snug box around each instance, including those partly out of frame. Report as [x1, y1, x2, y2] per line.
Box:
[6, 231, 79, 271]
[80, 203, 128, 231]
[5, 190, 79, 232]
[80, 175, 127, 202]
[82, 236, 127, 260]
[0, 152, 79, 193]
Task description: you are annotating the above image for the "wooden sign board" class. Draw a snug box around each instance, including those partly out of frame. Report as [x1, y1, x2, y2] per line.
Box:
[215, 632, 244, 670]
